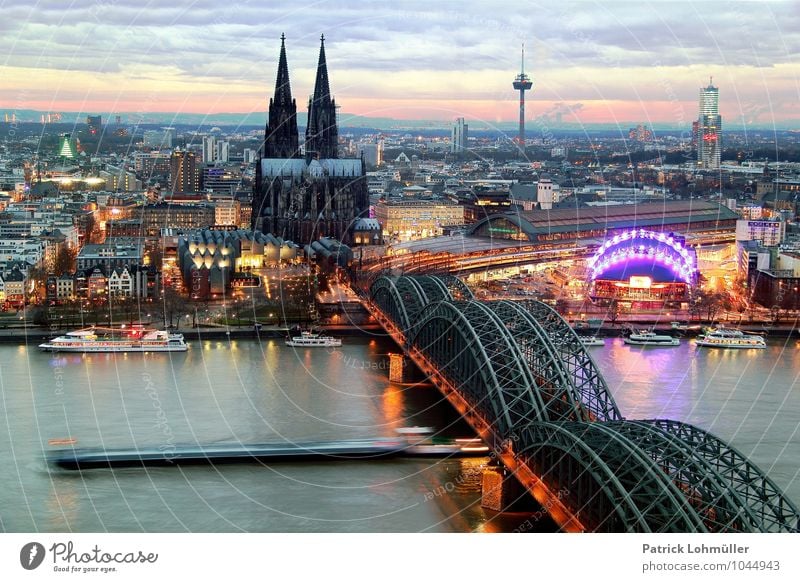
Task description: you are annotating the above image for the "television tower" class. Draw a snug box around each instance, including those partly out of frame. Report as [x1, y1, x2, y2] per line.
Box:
[512, 43, 533, 146]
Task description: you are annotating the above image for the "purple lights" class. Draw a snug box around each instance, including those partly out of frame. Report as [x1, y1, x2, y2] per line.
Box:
[587, 229, 697, 284]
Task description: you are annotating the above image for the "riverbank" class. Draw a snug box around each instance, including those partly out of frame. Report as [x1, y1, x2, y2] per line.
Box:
[0, 323, 387, 344]
[2, 322, 797, 345]
[581, 323, 800, 339]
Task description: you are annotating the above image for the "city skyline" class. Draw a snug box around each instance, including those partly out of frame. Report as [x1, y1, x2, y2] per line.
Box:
[1, 1, 799, 129]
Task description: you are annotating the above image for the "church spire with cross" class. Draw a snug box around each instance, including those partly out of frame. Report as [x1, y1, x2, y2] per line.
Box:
[263, 33, 299, 159]
[305, 34, 338, 159]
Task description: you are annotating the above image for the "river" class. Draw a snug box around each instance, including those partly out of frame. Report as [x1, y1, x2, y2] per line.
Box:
[0, 335, 797, 532]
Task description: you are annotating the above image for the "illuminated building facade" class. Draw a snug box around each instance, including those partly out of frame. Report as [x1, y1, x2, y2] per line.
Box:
[57, 134, 77, 159]
[177, 229, 300, 299]
[139, 203, 215, 237]
[587, 229, 698, 306]
[735, 219, 785, 247]
[375, 199, 464, 241]
[202, 166, 240, 194]
[135, 152, 172, 176]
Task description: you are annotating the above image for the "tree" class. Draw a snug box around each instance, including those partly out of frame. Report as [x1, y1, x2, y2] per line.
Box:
[554, 298, 569, 316]
[25, 266, 48, 303]
[693, 289, 727, 322]
[30, 306, 50, 327]
[53, 245, 77, 276]
[83, 213, 102, 244]
[147, 246, 164, 272]
[161, 287, 189, 328]
[114, 295, 138, 325]
[607, 298, 625, 325]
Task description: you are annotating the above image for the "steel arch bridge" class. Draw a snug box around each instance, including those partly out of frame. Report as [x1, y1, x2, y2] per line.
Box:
[363, 274, 799, 532]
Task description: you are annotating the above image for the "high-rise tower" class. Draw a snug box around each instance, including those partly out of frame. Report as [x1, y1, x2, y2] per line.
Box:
[169, 150, 199, 193]
[451, 117, 468, 154]
[697, 78, 721, 170]
[512, 43, 533, 146]
[305, 35, 339, 159]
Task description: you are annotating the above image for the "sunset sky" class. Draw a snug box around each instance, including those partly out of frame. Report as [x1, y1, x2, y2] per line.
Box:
[1, 0, 799, 128]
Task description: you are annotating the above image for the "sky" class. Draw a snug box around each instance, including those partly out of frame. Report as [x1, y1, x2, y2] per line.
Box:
[1, 0, 799, 128]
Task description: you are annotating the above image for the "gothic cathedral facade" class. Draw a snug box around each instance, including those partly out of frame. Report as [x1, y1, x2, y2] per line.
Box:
[252, 35, 369, 246]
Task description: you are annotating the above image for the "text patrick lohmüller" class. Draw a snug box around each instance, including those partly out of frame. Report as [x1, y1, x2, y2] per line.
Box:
[643, 543, 749, 555]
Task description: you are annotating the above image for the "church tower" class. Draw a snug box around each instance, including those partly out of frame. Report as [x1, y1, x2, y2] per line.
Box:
[264, 33, 299, 159]
[253, 34, 368, 245]
[305, 35, 339, 159]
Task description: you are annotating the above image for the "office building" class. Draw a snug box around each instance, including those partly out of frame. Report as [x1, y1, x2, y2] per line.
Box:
[202, 136, 217, 164]
[143, 129, 173, 148]
[216, 141, 230, 163]
[451, 118, 468, 154]
[697, 79, 721, 169]
[169, 150, 200, 193]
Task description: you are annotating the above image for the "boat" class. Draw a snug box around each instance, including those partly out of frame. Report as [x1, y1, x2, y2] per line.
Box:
[285, 330, 341, 347]
[579, 336, 606, 347]
[48, 436, 490, 470]
[39, 327, 187, 353]
[623, 330, 680, 346]
[695, 328, 766, 349]
[395, 428, 490, 457]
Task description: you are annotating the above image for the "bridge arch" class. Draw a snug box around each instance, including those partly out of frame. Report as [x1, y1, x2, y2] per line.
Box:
[369, 276, 412, 331]
[393, 276, 428, 331]
[514, 422, 707, 532]
[483, 300, 587, 422]
[407, 300, 550, 434]
[369, 274, 475, 334]
[639, 420, 800, 532]
[521, 300, 622, 422]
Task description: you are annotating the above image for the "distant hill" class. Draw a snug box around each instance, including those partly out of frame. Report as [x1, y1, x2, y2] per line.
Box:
[2, 108, 798, 131]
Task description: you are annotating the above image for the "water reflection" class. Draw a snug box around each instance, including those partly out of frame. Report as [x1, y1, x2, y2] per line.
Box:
[1, 336, 797, 532]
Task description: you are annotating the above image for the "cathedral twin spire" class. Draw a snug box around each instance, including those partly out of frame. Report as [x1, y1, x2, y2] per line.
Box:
[262, 34, 338, 160]
[263, 33, 299, 159]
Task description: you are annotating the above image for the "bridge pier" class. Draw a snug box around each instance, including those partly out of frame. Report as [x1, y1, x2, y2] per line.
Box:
[388, 353, 408, 383]
[481, 465, 537, 512]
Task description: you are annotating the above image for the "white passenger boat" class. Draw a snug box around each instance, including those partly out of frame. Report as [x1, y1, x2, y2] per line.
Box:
[39, 327, 187, 352]
[623, 330, 680, 346]
[285, 330, 342, 347]
[579, 336, 606, 347]
[695, 328, 766, 349]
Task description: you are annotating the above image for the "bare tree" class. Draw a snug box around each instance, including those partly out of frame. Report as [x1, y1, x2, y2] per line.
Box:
[53, 245, 77, 276]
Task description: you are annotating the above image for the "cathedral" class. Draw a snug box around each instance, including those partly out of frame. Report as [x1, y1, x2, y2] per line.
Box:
[252, 34, 369, 246]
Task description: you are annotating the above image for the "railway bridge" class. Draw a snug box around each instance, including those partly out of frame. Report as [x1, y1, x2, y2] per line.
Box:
[361, 273, 799, 532]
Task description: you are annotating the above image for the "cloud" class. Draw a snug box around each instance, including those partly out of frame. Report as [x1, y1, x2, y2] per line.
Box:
[0, 0, 798, 123]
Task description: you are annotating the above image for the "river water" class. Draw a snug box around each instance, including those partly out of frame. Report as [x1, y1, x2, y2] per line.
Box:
[0, 335, 797, 532]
